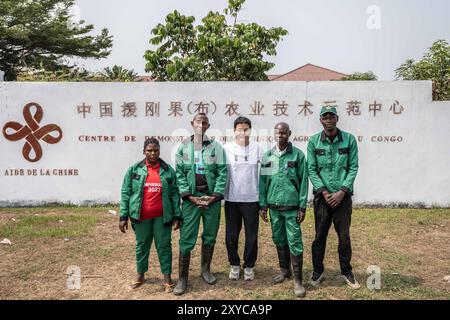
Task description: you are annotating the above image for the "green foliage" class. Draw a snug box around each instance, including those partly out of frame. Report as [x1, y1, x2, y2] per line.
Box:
[341, 71, 377, 81]
[0, 0, 113, 81]
[144, 0, 287, 81]
[100, 65, 137, 82]
[17, 65, 98, 81]
[16, 64, 136, 82]
[395, 40, 450, 101]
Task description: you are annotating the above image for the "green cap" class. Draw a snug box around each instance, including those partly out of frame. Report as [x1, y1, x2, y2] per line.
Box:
[320, 105, 338, 116]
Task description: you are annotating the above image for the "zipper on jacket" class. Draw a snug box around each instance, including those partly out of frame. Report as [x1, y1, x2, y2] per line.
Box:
[136, 171, 147, 221]
[289, 178, 300, 194]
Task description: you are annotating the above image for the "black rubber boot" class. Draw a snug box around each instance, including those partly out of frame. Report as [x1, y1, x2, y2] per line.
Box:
[291, 253, 306, 298]
[201, 244, 217, 285]
[273, 245, 292, 284]
[173, 252, 190, 296]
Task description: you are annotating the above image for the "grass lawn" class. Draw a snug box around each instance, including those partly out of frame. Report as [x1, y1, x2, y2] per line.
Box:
[0, 206, 449, 300]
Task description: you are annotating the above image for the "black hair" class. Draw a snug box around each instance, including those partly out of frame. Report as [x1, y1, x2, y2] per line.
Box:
[143, 137, 160, 150]
[234, 116, 252, 130]
[193, 112, 209, 122]
[275, 122, 290, 131]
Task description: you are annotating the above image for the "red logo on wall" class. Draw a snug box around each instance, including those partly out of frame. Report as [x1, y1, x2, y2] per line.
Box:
[2, 102, 63, 162]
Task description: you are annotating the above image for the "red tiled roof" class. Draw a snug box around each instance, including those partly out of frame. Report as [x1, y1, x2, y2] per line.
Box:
[136, 64, 347, 82]
[269, 63, 348, 81]
[134, 76, 154, 82]
[267, 74, 280, 80]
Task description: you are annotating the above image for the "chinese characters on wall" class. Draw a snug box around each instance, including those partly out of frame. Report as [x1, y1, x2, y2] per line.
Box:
[77, 99, 405, 118]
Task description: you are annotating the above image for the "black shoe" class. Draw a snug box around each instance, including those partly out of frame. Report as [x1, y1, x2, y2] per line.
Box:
[201, 244, 217, 285]
[173, 252, 190, 295]
[342, 272, 360, 289]
[309, 271, 325, 287]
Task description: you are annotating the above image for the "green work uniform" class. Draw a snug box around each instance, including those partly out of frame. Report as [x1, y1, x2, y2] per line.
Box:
[307, 129, 358, 195]
[307, 128, 359, 275]
[131, 217, 172, 274]
[259, 142, 308, 255]
[119, 158, 181, 275]
[176, 135, 228, 256]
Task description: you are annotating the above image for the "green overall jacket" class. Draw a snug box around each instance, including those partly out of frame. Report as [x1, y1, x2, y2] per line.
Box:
[119, 158, 181, 225]
[307, 129, 359, 195]
[175, 135, 228, 201]
[259, 142, 309, 212]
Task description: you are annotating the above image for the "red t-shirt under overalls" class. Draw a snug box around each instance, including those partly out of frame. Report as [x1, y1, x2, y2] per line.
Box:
[140, 161, 163, 221]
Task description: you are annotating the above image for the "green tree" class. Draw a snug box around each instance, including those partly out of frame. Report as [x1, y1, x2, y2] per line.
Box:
[0, 0, 113, 81]
[395, 40, 450, 101]
[16, 65, 137, 82]
[341, 71, 377, 81]
[17, 65, 109, 82]
[101, 65, 137, 82]
[144, 0, 288, 81]
[17, 66, 94, 81]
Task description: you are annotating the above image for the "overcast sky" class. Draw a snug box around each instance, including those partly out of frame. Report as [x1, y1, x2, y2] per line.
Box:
[74, 0, 450, 80]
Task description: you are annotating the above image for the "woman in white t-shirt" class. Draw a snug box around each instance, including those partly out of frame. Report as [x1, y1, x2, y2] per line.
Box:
[223, 116, 264, 281]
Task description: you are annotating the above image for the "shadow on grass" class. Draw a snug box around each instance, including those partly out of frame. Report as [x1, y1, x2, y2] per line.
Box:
[304, 268, 423, 292]
[175, 266, 309, 299]
[381, 273, 423, 292]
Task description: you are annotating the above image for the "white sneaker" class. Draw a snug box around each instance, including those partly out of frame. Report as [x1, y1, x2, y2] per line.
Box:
[229, 265, 240, 280]
[243, 267, 254, 281]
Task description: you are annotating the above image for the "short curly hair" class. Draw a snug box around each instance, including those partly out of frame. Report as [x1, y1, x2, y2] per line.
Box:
[143, 137, 160, 150]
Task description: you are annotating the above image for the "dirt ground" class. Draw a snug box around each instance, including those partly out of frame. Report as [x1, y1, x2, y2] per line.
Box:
[0, 206, 449, 300]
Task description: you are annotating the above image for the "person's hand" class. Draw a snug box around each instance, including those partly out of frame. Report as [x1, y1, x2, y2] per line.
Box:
[173, 220, 181, 230]
[203, 196, 217, 207]
[196, 196, 216, 208]
[328, 190, 346, 208]
[188, 196, 200, 206]
[119, 220, 128, 233]
[322, 190, 333, 206]
[296, 209, 306, 224]
[259, 208, 268, 223]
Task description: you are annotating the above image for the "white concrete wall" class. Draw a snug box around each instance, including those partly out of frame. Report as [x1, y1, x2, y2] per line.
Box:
[0, 81, 449, 207]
